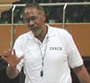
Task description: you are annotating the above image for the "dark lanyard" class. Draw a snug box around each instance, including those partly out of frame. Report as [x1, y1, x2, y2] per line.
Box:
[38, 36, 48, 77]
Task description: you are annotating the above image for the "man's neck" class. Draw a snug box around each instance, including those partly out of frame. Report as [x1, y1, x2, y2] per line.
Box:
[36, 25, 48, 42]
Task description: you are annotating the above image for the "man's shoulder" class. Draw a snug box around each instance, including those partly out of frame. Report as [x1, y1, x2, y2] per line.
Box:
[17, 32, 29, 39]
[15, 31, 33, 42]
[49, 25, 70, 35]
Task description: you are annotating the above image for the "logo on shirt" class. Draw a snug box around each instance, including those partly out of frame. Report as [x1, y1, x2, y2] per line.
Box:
[50, 47, 62, 50]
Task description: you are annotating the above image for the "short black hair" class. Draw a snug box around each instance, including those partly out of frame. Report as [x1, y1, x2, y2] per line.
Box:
[22, 3, 45, 15]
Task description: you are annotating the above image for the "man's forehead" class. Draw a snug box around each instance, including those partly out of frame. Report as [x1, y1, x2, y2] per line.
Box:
[24, 7, 39, 14]
[23, 7, 40, 18]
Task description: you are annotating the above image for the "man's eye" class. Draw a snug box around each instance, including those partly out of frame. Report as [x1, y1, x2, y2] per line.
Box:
[26, 18, 30, 22]
[24, 18, 30, 23]
[24, 16, 38, 23]
[31, 16, 38, 20]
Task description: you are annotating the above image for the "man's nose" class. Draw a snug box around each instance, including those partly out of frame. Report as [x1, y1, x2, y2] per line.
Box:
[29, 20, 34, 25]
[29, 20, 35, 28]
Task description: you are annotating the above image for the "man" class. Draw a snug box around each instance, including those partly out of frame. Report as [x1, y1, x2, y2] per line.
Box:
[1, 3, 90, 83]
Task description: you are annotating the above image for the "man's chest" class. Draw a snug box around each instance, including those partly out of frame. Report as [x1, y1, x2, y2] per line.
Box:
[22, 36, 68, 67]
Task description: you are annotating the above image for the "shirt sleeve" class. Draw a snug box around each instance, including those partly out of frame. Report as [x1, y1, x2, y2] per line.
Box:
[63, 30, 83, 68]
[13, 37, 24, 72]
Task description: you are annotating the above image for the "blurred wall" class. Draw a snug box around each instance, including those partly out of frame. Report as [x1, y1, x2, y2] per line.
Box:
[0, 23, 90, 57]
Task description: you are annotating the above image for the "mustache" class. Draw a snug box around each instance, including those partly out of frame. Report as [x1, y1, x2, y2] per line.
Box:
[28, 24, 36, 29]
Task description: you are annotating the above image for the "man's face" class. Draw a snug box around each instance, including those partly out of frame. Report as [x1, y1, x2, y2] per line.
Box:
[23, 7, 46, 37]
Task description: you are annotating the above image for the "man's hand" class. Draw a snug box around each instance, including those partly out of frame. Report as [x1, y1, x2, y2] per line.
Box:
[1, 49, 24, 67]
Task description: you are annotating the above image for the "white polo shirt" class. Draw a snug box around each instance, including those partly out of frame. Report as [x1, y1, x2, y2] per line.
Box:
[13, 25, 83, 83]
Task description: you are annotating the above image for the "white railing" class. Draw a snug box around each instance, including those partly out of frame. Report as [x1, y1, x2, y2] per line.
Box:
[0, 2, 90, 7]
[0, 2, 90, 47]
[0, 2, 90, 26]
[10, 5, 16, 48]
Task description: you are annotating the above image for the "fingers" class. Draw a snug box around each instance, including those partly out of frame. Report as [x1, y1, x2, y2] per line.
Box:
[2, 54, 22, 67]
[11, 49, 16, 55]
[1, 49, 12, 57]
[1, 49, 24, 67]
[2, 56, 8, 62]
[0, 49, 15, 57]
[18, 55, 24, 61]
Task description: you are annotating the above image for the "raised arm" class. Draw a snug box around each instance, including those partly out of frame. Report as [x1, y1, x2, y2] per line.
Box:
[1, 49, 23, 79]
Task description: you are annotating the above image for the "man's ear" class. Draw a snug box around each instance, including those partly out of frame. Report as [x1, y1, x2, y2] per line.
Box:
[42, 13, 46, 22]
[43, 16, 46, 22]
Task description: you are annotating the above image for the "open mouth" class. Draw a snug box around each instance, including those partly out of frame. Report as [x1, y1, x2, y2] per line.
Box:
[31, 26, 40, 34]
[31, 26, 37, 31]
